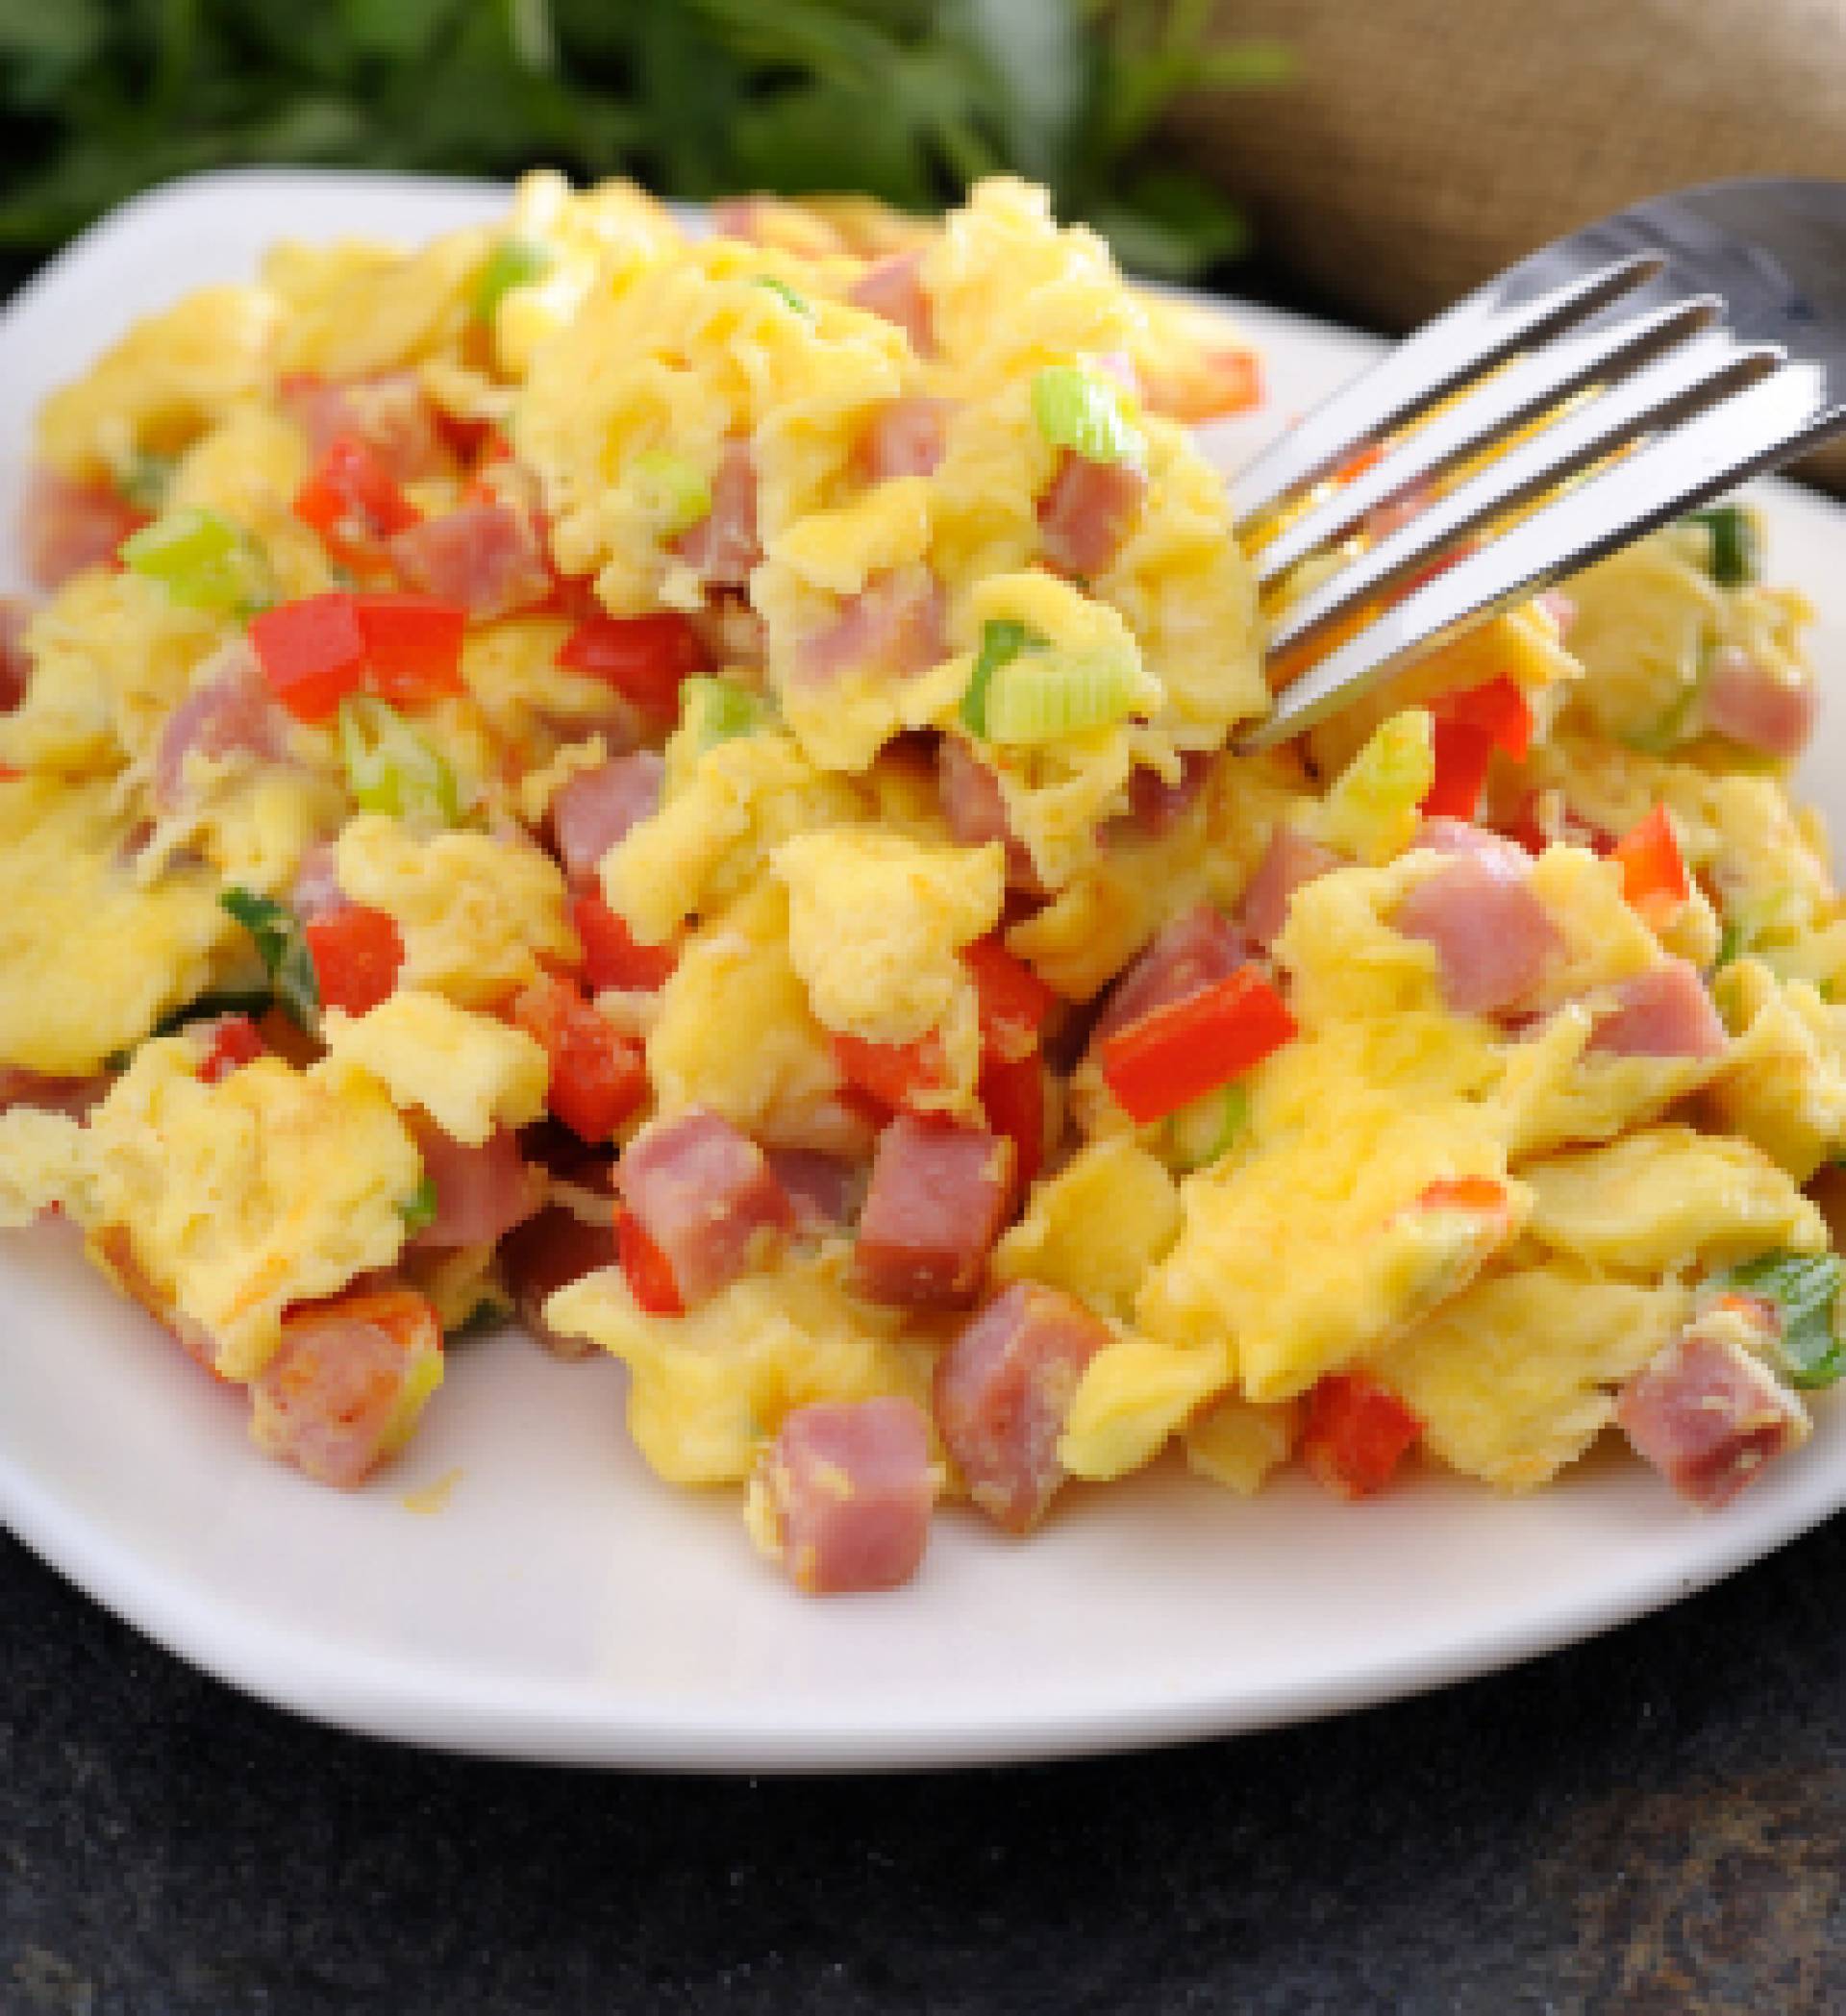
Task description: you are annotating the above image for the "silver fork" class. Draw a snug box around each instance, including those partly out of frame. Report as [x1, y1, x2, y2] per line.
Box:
[1232, 178, 1846, 750]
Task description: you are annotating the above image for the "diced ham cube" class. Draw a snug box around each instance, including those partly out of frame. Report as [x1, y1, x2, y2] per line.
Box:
[1092, 904, 1249, 1047]
[387, 502, 551, 620]
[1238, 828, 1344, 948]
[1414, 817, 1533, 879]
[616, 1109, 793, 1306]
[249, 1289, 444, 1489]
[934, 1282, 1112, 1532]
[407, 1120, 542, 1250]
[1701, 645, 1818, 761]
[673, 442, 759, 588]
[1587, 959, 1728, 1060]
[755, 1397, 935, 1594]
[289, 840, 347, 923]
[1037, 452, 1148, 577]
[21, 465, 146, 590]
[764, 1147, 864, 1234]
[152, 642, 292, 809]
[1395, 857, 1560, 1016]
[1362, 481, 1434, 544]
[550, 749, 664, 884]
[801, 569, 945, 684]
[937, 735, 1043, 894]
[860, 397, 952, 482]
[1617, 1326, 1809, 1508]
[498, 1203, 618, 1359]
[1534, 588, 1577, 636]
[856, 1114, 1013, 1308]
[847, 251, 935, 354]
[1124, 751, 1210, 838]
[0, 598, 32, 715]
[0, 1068, 107, 1118]
[279, 371, 455, 483]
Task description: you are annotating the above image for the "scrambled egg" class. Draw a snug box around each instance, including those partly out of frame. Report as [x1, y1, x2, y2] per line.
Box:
[3, 165, 1840, 1540]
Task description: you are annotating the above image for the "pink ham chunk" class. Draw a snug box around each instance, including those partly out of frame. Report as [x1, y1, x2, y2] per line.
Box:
[1092, 904, 1249, 1047]
[550, 750, 664, 884]
[408, 1120, 542, 1250]
[279, 371, 454, 482]
[848, 251, 935, 355]
[1534, 588, 1578, 636]
[498, 1204, 618, 1359]
[152, 644, 292, 809]
[674, 442, 759, 588]
[387, 502, 551, 620]
[21, 465, 145, 590]
[757, 1397, 935, 1594]
[860, 397, 951, 481]
[1124, 751, 1210, 838]
[765, 1147, 864, 1235]
[934, 1281, 1113, 1532]
[1617, 1326, 1809, 1508]
[1587, 960, 1729, 1060]
[1414, 817, 1533, 878]
[1701, 646, 1818, 761]
[249, 1294, 442, 1489]
[801, 569, 945, 684]
[856, 1115, 1013, 1308]
[1037, 452, 1148, 577]
[1395, 856, 1560, 1016]
[616, 1109, 793, 1306]
[1, 598, 32, 714]
[289, 841, 347, 923]
[1238, 828, 1344, 948]
[937, 735, 1043, 893]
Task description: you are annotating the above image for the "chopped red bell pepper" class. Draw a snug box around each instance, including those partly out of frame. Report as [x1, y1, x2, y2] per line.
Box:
[557, 612, 708, 714]
[573, 890, 680, 993]
[250, 592, 370, 722]
[292, 435, 421, 555]
[197, 1015, 266, 1083]
[961, 935, 1056, 1058]
[978, 1044, 1045, 1200]
[305, 905, 404, 1016]
[1420, 716, 1498, 820]
[511, 973, 648, 1142]
[1610, 804, 1689, 911]
[615, 1205, 686, 1316]
[351, 593, 467, 706]
[1100, 965, 1297, 1126]
[1301, 1373, 1422, 1499]
[1435, 675, 1534, 762]
[831, 1032, 952, 1114]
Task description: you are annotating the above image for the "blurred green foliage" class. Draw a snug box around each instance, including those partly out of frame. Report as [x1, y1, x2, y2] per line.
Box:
[0, 0, 1286, 278]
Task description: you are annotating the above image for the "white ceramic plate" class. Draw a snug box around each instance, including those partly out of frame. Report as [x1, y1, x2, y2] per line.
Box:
[5, 170, 1845, 1773]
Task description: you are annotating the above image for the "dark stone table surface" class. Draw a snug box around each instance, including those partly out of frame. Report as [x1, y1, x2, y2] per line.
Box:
[5, 1502, 1844, 2014]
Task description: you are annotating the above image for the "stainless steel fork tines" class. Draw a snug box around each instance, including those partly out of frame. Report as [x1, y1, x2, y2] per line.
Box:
[1232, 179, 1846, 750]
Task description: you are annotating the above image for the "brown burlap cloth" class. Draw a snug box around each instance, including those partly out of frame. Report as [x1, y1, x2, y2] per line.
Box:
[1170, 0, 1846, 485]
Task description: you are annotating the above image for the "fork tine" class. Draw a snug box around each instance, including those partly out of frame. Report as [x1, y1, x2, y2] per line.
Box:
[1238, 367, 1840, 751]
[1252, 294, 1722, 586]
[1225, 252, 1666, 531]
[1265, 328, 1777, 662]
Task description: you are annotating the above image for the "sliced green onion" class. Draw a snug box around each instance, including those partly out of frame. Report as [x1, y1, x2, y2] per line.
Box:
[754, 275, 812, 316]
[960, 618, 1038, 736]
[983, 646, 1143, 745]
[1684, 505, 1759, 588]
[473, 236, 554, 322]
[629, 449, 712, 537]
[1031, 364, 1145, 466]
[338, 695, 461, 827]
[121, 507, 276, 616]
[1621, 682, 1700, 757]
[1706, 1250, 1843, 1388]
[220, 887, 318, 1031]
[397, 1175, 439, 1234]
[120, 451, 176, 513]
[681, 674, 767, 750]
[1714, 918, 1748, 970]
[1165, 1083, 1249, 1172]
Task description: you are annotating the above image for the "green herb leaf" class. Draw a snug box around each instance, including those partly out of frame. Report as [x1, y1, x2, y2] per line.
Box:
[1714, 919, 1748, 971]
[396, 1173, 439, 1234]
[119, 451, 176, 514]
[220, 887, 320, 1030]
[152, 987, 277, 1038]
[960, 617, 1036, 736]
[1684, 505, 1759, 589]
[1707, 1251, 1845, 1389]
[1031, 364, 1144, 465]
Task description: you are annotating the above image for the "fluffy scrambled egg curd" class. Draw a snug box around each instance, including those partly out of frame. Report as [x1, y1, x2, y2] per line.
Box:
[3, 172, 1841, 1590]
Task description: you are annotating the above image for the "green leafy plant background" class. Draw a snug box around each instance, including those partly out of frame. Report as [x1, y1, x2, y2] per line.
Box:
[0, 0, 1286, 282]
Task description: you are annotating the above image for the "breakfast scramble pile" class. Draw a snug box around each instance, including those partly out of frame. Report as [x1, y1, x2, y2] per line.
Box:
[1, 173, 1840, 1594]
